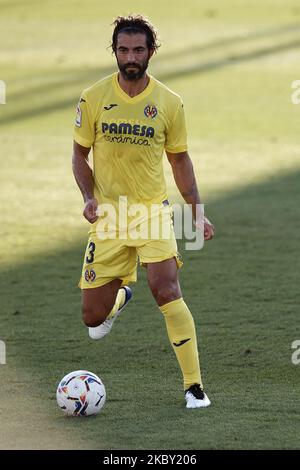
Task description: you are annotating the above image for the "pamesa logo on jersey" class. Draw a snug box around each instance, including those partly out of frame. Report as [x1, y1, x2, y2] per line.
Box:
[102, 122, 154, 137]
[101, 121, 155, 146]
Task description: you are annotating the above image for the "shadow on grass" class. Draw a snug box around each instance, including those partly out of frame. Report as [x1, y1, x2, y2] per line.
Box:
[1, 167, 299, 400]
[1, 168, 300, 448]
[1, 25, 300, 126]
[7, 20, 300, 103]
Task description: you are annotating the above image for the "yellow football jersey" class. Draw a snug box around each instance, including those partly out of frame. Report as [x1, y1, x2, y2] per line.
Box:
[74, 72, 187, 209]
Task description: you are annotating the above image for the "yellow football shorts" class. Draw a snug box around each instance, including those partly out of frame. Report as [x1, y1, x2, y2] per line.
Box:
[78, 204, 183, 289]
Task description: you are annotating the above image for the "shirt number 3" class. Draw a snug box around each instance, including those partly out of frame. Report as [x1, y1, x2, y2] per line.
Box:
[86, 242, 96, 264]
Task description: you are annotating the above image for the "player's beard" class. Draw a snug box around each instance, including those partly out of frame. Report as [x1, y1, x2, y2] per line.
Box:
[117, 57, 149, 81]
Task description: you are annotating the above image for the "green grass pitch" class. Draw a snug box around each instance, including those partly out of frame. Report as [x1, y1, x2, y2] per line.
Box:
[0, 0, 300, 449]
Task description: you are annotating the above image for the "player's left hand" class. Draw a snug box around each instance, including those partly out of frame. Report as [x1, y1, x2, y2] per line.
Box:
[195, 216, 215, 241]
[204, 217, 214, 240]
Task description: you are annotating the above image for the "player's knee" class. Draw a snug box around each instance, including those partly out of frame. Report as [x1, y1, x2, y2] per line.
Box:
[151, 282, 180, 306]
[82, 306, 106, 327]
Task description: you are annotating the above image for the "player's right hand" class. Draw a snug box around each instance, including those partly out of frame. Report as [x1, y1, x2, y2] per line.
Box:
[83, 198, 99, 223]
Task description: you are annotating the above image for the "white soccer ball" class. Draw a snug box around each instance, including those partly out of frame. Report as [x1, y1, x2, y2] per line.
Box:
[56, 370, 106, 416]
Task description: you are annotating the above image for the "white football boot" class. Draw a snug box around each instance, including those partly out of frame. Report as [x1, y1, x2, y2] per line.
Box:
[89, 286, 132, 340]
[185, 384, 211, 409]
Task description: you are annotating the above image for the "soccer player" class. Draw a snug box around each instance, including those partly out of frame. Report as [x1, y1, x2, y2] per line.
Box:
[72, 15, 214, 408]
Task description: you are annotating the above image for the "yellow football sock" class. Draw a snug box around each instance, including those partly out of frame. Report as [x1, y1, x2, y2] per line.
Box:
[159, 298, 202, 390]
[106, 288, 126, 320]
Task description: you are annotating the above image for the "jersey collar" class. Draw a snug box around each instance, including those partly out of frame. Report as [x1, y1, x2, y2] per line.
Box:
[112, 72, 155, 104]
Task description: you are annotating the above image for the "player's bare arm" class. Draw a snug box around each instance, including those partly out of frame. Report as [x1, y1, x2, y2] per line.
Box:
[72, 141, 98, 223]
[166, 150, 214, 241]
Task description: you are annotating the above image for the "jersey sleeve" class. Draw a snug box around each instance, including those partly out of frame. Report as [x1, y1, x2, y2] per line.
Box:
[73, 90, 95, 148]
[164, 100, 188, 153]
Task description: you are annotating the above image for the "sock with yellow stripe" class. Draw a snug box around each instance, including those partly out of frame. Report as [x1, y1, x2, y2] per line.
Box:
[106, 288, 126, 320]
[159, 298, 202, 390]
[88, 288, 126, 340]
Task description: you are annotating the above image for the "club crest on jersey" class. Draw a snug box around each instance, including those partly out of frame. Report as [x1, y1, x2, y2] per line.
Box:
[75, 104, 82, 127]
[144, 104, 157, 119]
[84, 268, 96, 283]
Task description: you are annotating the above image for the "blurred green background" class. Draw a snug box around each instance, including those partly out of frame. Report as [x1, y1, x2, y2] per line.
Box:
[0, 0, 299, 449]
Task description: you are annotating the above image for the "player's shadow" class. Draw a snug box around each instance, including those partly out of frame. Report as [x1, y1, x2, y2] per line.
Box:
[1, 22, 300, 126]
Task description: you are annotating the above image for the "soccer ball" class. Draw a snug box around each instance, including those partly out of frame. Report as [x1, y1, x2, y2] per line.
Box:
[56, 370, 106, 416]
